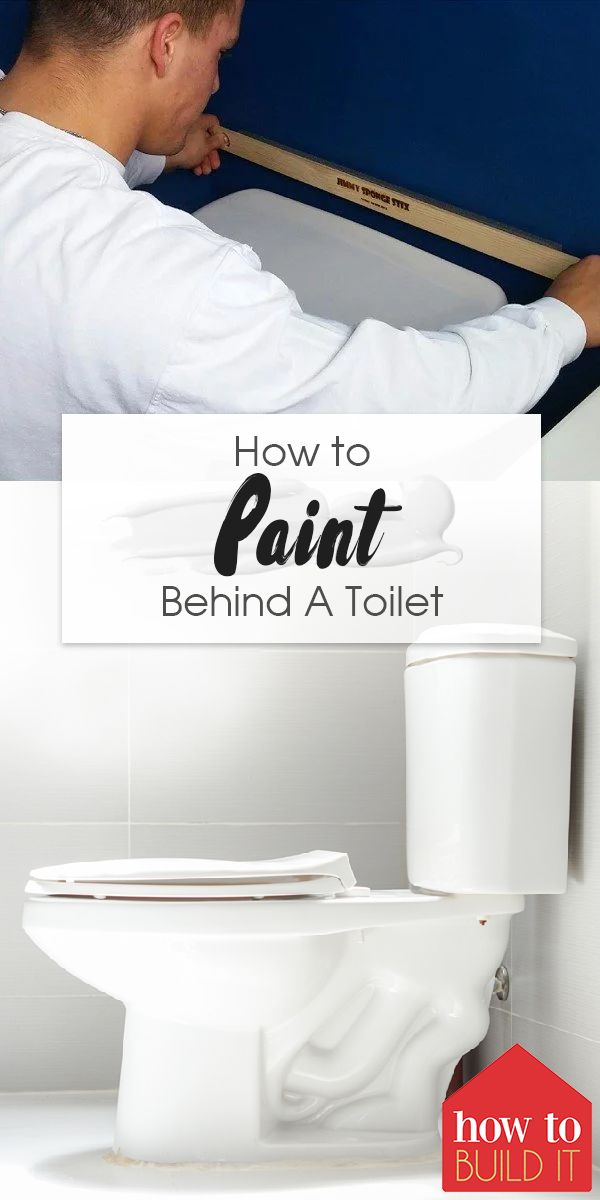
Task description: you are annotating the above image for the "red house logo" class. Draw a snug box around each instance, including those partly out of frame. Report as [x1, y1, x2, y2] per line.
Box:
[442, 1045, 592, 1192]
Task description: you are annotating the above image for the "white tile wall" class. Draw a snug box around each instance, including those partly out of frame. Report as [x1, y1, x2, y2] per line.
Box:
[129, 646, 405, 824]
[130, 822, 405, 889]
[0, 648, 129, 822]
[0, 996, 124, 1091]
[470, 484, 600, 1167]
[0, 486, 61, 649]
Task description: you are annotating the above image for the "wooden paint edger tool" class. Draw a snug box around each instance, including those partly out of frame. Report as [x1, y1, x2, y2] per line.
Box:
[223, 128, 577, 280]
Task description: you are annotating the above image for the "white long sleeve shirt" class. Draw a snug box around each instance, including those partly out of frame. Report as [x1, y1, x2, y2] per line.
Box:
[0, 107, 586, 480]
[121, 147, 166, 190]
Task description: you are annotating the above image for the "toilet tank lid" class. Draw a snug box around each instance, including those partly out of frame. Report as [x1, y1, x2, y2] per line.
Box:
[406, 625, 577, 667]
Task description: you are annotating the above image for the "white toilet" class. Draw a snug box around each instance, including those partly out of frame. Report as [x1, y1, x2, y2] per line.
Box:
[23, 625, 576, 1166]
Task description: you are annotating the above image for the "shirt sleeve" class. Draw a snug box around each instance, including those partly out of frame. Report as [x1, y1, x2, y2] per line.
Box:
[153, 242, 587, 416]
[124, 150, 166, 189]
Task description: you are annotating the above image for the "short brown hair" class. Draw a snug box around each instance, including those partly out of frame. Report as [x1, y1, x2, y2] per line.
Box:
[25, 0, 236, 56]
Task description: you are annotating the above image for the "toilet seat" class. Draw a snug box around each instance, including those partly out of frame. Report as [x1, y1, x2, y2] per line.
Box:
[26, 851, 364, 901]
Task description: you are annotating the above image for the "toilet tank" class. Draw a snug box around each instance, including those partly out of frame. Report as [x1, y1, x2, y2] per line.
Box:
[198, 190, 506, 329]
[404, 626, 577, 895]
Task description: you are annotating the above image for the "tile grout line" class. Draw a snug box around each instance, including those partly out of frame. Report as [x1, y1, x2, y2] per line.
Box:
[0, 994, 111, 1001]
[500, 1005, 600, 1049]
[126, 821, 405, 828]
[0, 821, 405, 828]
[0, 1088, 119, 1097]
[0, 822, 131, 828]
[126, 820, 404, 827]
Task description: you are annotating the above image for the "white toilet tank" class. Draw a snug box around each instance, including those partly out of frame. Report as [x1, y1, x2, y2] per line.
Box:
[404, 625, 577, 895]
[198, 190, 506, 329]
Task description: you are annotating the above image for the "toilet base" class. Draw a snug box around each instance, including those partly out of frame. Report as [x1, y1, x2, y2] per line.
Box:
[114, 1011, 440, 1165]
[24, 891, 519, 1166]
[115, 1012, 265, 1164]
[113, 987, 484, 1166]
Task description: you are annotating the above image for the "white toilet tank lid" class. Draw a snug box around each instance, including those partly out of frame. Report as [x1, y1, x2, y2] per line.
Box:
[27, 851, 359, 900]
[198, 189, 506, 331]
[406, 624, 577, 667]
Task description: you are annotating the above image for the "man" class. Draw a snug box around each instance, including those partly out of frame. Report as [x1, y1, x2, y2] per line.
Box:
[0, 0, 598, 480]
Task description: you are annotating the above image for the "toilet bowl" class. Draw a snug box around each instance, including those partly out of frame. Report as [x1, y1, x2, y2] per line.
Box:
[23, 626, 577, 1166]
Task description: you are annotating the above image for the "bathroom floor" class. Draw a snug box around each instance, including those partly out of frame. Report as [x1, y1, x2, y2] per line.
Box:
[2, 1093, 598, 1200]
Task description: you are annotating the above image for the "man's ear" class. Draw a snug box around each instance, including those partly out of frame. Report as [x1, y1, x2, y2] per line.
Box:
[149, 12, 184, 79]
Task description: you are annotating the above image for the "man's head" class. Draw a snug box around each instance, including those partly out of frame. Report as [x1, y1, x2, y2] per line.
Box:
[24, 0, 245, 155]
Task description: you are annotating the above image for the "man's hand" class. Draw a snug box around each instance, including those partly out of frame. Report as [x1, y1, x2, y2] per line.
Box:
[166, 114, 230, 176]
[546, 255, 600, 348]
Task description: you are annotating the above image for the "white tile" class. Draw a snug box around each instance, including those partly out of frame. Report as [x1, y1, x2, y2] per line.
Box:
[0, 824, 128, 996]
[511, 1016, 600, 1167]
[0, 996, 123, 1091]
[0, 647, 129, 821]
[511, 485, 600, 1042]
[130, 823, 407, 889]
[0, 484, 61, 648]
[542, 484, 591, 642]
[511, 860, 600, 1043]
[130, 648, 405, 825]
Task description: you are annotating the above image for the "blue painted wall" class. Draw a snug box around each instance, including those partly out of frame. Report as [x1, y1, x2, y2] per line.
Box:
[3, 0, 600, 430]
[1, 1, 27, 65]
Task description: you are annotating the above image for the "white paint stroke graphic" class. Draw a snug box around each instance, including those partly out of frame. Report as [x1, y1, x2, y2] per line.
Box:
[110, 476, 462, 576]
